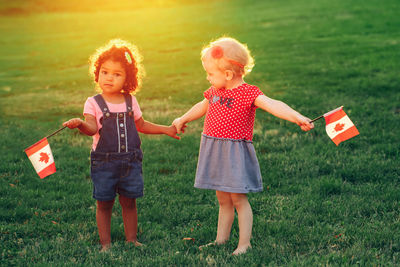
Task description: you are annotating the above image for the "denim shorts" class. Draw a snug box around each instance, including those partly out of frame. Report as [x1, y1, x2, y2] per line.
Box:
[90, 150, 143, 201]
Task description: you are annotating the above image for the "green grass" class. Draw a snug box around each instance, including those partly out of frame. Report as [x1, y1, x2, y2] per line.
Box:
[1, 0, 400, 265]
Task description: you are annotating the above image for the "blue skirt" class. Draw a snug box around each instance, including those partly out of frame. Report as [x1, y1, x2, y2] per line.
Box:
[195, 134, 263, 193]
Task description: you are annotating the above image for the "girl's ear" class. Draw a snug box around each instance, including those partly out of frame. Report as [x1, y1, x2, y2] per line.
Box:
[225, 70, 234, 81]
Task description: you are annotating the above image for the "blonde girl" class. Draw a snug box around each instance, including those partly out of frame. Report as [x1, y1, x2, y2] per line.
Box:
[173, 37, 313, 255]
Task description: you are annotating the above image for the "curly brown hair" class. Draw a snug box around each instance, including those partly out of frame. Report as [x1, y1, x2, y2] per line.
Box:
[89, 39, 145, 94]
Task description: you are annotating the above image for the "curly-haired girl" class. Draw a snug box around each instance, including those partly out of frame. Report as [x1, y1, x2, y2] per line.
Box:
[64, 39, 179, 251]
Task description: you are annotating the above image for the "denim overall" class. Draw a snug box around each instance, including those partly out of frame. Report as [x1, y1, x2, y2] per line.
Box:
[90, 94, 143, 201]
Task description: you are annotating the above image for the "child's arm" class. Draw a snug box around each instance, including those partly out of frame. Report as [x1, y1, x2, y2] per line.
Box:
[135, 117, 180, 140]
[254, 95, 314, 131]
[172, 99, 209, 133]
[63, 114, 98, 136]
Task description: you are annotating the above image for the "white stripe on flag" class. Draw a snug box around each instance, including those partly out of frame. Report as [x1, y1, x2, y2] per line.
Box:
[325, 115, 355, 140]
[28, 144, 55, 173]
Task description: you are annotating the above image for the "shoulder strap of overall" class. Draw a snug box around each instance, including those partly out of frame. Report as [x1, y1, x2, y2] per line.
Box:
[124, 94, 133, 112]
[93, 94, 109, 112]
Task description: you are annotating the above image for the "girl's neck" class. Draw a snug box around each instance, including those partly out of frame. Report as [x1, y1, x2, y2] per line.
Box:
[101, 92, 125, 104]
[225, 77, 245, 90]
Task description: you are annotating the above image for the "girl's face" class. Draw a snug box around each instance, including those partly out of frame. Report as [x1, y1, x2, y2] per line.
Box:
[202, 57, 228, 89]
[98, 59, 127, 95]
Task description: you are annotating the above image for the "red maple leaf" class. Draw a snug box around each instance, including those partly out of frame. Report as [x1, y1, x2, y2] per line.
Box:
[39, 152, 49, 164]
[334, 123, 345, 132]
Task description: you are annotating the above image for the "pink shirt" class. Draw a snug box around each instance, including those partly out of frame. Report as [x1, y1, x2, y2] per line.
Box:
[83, 95, 142, 150]
[203, 83, 264, 141]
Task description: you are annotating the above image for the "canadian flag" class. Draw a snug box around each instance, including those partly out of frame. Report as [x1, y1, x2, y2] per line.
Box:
[324, 107, 359, 146]
[25, 138, 56, 178]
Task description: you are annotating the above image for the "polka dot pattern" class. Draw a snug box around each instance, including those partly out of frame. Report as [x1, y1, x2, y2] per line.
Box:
[203, 83, 264, 141]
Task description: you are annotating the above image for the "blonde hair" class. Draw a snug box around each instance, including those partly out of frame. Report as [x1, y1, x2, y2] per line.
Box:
[201, 37, 254, 76]
[89, 39, 145, 94]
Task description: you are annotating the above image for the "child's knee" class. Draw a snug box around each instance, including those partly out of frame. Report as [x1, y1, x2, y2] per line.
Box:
[216, 191, 233, 206]
[97, 200, 115, 211]
[231, 194, 249, 209]
[218, 197, 233, 207]
[119, 195, 136, 210]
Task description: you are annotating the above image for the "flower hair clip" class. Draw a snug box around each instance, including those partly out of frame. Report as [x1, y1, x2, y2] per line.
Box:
[125, 51, 132, 64]
[210, 46, 245, 68]
[211, 46, 224, 59]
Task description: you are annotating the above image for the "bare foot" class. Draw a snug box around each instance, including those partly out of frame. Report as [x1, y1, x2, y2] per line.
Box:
[100, 244, 111, 252]
[199, 241, 216, 250]
[199, 240, 227, 250]
[127, 240, 144, 247]
[232, 244, 251, 255]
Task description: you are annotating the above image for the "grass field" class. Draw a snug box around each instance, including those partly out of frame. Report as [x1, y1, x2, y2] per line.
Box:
[1, 0, 400, 265]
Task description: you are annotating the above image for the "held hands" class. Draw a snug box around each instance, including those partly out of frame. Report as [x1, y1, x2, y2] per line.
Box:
[63, 118, 83, 129]
[165, 125, 185, 140]
[172, 117, 187, 134]
[170, 117, 188, 140]
[296, 115, 314, 131]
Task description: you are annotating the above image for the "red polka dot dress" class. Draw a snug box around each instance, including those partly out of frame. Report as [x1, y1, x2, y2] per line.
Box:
[195, 83, 264, 193]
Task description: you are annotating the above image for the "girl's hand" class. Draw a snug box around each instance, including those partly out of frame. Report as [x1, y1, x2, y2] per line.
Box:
[165, 125, 183, 140]
[172, 118, 187, 134]
[296, 115, 314, 131]
[63, 118, 83, 129]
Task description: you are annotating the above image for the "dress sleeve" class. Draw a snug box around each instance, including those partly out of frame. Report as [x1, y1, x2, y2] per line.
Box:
[203, 87, 213, 100]
[249, 86, 264, 107]
[131, 95, 143, 121]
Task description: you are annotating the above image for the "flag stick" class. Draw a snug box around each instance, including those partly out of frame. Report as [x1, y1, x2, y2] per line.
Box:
[310, 115, 324, 123]
[23, 126, 67, 152]
[310, 106, 344, 123]
[46, 126, 67, 139]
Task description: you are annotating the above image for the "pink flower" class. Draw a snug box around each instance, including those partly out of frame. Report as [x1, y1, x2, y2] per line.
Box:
[211, 46, 224, 59]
